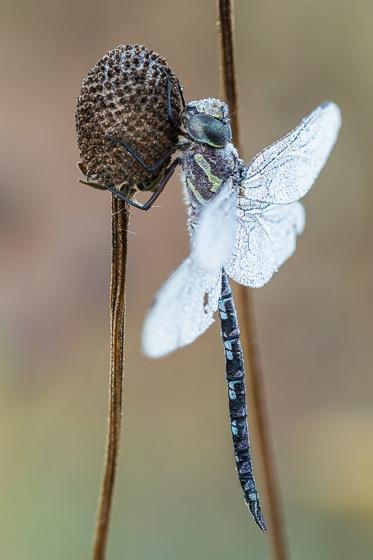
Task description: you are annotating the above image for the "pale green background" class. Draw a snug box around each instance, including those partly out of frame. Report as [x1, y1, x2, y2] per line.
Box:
[0, 1, 372, 558]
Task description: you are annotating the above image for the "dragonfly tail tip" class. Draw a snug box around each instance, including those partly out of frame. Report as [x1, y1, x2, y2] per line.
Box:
[248, 501, 267, 532]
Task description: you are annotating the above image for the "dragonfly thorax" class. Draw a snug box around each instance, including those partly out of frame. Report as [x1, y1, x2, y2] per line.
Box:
[181, 98, 239, 212]
[183, 98, 232, 148]
[181, 140, 240, 212]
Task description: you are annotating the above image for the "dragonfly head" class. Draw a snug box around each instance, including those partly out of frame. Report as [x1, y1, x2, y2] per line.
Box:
[182, 98, 232, 148]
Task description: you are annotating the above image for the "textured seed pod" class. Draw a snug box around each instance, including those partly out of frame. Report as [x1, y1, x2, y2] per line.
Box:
[75, 44, 183, 195]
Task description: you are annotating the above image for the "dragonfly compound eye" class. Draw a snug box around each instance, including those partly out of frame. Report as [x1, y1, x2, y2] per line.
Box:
[187, 114, 232, 148]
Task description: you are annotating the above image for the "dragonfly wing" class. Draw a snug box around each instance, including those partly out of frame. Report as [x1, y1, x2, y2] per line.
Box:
[193, 178, 237, 271]
[226, 202, 305, 287]
[241, 101, 341, 205]
[142, 258, 221, 358]
[142, 180, 237, 358]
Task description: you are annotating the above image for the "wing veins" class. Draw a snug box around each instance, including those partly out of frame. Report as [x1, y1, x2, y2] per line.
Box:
[246, 112, 317, 181]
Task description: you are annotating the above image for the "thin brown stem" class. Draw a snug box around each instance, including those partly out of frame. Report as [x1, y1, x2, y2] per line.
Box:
[217, 2, 289, 560]
[92, 196, 129, 560]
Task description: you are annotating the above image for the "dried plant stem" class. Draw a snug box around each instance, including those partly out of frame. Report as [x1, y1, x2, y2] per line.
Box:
[92, 197, 129, 560]
[217, 2, 289, 559]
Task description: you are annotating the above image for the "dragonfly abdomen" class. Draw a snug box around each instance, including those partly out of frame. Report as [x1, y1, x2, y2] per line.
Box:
[219, 271, 266, 532]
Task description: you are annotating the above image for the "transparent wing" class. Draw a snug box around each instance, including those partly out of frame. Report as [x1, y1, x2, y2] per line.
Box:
[240, 101, 341, 205]
[226, 202, 305, 287]
[142, 181, 237, 358]
[142, 259, 221, 358]
[227, 102, 340, 287]
[193, 178, 237, 271]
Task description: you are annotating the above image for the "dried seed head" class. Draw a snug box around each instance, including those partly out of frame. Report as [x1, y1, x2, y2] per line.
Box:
[75, 44, 183, 194]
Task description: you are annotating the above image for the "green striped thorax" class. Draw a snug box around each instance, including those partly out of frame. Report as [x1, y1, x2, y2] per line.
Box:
[181, 98, 238, 208]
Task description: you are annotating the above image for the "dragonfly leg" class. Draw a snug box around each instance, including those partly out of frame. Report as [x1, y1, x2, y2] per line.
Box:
[106, 135, 177, 175]
[218, 270, 266, 532]
[106, 157, 181, 211]
[160, 66, 185, 129]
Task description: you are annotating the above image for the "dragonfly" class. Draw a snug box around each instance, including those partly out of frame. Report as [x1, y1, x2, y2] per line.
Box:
[106, 87, 341, 530]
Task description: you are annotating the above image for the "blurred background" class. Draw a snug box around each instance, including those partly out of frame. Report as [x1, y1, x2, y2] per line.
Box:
[0, 1, 372, 558]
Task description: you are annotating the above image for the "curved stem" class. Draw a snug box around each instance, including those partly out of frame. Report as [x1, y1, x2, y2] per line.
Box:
[92, 196, 129, 560]
[217, 2, 289, 559]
